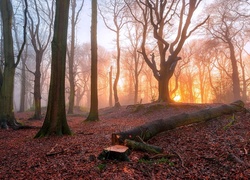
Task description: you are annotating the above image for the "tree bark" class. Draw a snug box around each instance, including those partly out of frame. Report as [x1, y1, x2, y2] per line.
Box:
[0, 0, 22, 129]
[112, 100, 245, 145]
[86, 0, 99, 121]
[33, 51, 43, 119]
[109, 66, 113, 107]
[19, 53, 27, 112]
[67, 0, 76, 114]
[124, 139, 163, 154]
[35, 0, 71, 137]
[113, 28, 121, 108]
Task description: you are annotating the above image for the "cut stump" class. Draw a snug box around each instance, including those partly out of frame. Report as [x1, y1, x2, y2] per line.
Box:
[98, 145, 131, 161]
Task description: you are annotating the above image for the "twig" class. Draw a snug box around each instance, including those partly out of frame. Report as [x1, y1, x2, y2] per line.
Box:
[227, 153, 245, 164]
[46, 144, 64, 156]
[171, 150, 188, 170]
[149, 153, 176, 159]
[243, 144, 248, 155]
[136, 135, 146, 144]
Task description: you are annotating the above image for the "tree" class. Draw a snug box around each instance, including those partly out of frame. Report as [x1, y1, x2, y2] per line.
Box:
[0, 0, 27, 129]
[18, 46, 29, 112]
[128, 0, 208, 102]
[12, 2, 29, 112]
[123, 22, 144, 104]
[35, 0, 71, 137]
[206, 0, 250, 101]
[99, 0, 127, 107]
[67, 0, 84, 114]
[27, 0, 54, 119]
[85, 0, 99, 121]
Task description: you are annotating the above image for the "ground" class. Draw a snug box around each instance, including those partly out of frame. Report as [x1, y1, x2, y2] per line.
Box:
[0, 102, 249, 179]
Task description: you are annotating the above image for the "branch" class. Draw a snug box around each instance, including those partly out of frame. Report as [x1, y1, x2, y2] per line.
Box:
[25, 63, 35, 76]
[75, 0, 84, 24]
[15, 0, 28, 68]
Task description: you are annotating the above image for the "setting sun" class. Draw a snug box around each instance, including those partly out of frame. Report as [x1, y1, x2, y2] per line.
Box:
[173, 95, 181, 102]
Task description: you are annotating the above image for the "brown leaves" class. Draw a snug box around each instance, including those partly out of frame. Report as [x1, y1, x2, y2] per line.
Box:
[0, 103, 250, 179]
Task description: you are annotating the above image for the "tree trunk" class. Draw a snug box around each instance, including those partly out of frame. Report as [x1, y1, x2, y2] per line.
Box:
[86, 0, 99, 121]
[0, 0, 20, 129]
[134, 71, 139, 104]
[67, 0, 76, 114]
[112, 100, 244, 145]
[33, 52, 43, 119]
[158, 74, 171, 102]
[109, 66, 113, 107]
[19, 56, 26, 112]
[228, 40, 241, 101]
[35, 0, 71, 137]
[113, 28, 121, 108]
[158, 60, 175, 103]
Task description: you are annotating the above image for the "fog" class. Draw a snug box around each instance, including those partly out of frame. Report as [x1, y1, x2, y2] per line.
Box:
[3, 0, 249, 112]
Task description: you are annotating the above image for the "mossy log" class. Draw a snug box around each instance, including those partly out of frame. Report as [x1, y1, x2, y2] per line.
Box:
[112, 100, 245, 145]
[124, 139, 163, 154]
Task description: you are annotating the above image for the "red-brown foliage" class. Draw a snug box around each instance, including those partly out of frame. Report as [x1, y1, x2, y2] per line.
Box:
[0, 103, 249, 179]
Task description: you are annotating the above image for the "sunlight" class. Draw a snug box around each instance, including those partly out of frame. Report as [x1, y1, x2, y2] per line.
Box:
[118, 78, 125, 90]
[173, 95, 181, 102]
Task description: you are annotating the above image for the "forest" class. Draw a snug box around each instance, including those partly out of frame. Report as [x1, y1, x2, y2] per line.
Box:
[0, 0, 250, 179]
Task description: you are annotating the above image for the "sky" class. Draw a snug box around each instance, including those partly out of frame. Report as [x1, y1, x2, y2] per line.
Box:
[77, 0, 115, 51]
[76, 0, 250, 53]
[75, 0, 214, 52]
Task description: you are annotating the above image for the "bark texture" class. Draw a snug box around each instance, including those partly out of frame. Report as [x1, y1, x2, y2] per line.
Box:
[112, 100, 245, 145]
[35, 0, 71, 137]
[0, 0, 18, 129]
[86, 0, 99, 121]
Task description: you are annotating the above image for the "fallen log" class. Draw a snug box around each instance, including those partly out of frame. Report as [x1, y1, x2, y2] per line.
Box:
[112, 100, 245, 145]
[124, 139, 163, 154]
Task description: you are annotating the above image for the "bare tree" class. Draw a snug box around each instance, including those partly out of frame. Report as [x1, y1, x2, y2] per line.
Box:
[99, 0, 127, 107]
[12, 1, 29, 112]
[67, 0, 84, 114]
[27, 0, 54, 119]
[206, 0, 250, 101]
[127, 0, 208, 102]
[0, 0, 27, 129]
[35, 0, 71, 137]
[123, 21, 144, 104]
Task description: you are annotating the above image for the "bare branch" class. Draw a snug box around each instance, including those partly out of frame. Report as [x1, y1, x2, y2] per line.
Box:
[15, 0, 28, 67]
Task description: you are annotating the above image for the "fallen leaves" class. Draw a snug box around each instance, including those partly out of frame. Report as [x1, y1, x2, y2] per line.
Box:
[0, 103, 250, 179]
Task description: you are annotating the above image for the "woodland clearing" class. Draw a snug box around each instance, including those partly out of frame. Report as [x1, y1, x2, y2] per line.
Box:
[0, 102, 249, 179]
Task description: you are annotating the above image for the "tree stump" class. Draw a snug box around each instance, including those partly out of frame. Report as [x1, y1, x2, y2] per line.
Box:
[98, 145, 131, 161]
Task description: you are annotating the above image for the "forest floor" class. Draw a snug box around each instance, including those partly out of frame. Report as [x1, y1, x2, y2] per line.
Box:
[0, 102, 250, 179]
